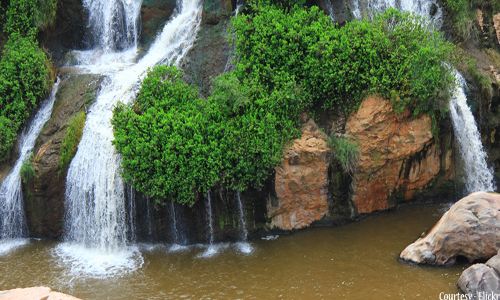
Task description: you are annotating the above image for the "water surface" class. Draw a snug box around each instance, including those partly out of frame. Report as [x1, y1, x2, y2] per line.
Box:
[0, 203, 467, 299]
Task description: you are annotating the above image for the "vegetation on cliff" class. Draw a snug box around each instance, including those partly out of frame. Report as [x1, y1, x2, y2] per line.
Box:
[112, 65, 300, 205]
[112, 2, 459, 206]
[58, 111, 86, 177]
[0, 0, 56, 163]
[442, 0, 500, 41]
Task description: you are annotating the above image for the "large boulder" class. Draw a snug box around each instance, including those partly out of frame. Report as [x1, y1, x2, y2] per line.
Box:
[400, 192, 500, 265]
[0, 287, 81, 300]
[268, 114, 331, 230]
[346, 96, 449, 214]
[458, 250, 500, 297]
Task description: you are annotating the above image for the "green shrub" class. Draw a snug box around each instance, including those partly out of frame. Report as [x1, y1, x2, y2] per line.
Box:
[0, 32, 52, 162]
[112, 65, 301, 205]
[20, 153, 35, 183]
[58, 111, 86, 177]
[329, 135, 359, 175]
[3, 0, 58, 35]
[231, 4, 458, 135]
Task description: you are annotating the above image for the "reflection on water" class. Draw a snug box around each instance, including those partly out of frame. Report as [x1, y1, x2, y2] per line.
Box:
[0, 204, 467, 299]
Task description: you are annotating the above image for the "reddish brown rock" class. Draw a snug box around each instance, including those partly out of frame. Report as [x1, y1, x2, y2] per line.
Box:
[346, 96, 439, 214]
[400, 192, 500, 265]
[0, 287, 81, 300]
[269, 115, 330, 230]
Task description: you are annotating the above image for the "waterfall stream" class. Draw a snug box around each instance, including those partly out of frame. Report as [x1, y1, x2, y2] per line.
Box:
[449, 72, 496, 193]
[58, 0, 203, 275]
[0, 78, 60, 255]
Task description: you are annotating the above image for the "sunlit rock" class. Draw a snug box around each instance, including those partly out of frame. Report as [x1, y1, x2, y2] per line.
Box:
[0, 287, 81, 300]
[400, 192, 500, 265]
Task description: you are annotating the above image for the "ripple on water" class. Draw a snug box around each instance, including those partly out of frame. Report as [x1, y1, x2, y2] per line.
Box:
[52, 243, 144, 278]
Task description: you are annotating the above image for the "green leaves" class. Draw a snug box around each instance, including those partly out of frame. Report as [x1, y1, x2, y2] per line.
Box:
[0, 31, 52, 162]
[112, 66, 301, 206]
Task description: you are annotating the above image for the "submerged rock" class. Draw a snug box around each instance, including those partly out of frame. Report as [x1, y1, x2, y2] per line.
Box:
[400, 192, 500, 265]
[0, 287, 81, 300]
[458, 250, 500, 297]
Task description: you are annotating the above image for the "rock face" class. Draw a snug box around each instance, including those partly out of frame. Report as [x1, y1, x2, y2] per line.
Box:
[0, 287, 81, 300]
[268, 115, 331, 230]
[458, 250, 500, 297]
[24, 74, 103, 239]
[346, 96, 445, 214]
[140, 0, 176, 45]
[400, 192, 500, 265]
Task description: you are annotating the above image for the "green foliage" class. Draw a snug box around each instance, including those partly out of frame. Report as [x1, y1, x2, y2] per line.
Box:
[112, 65, 301, 205]
[3, 0, 58, 35]
[442, 0, 500, 41]
[0, 32, 52, 162]
[20, 153, 35, 184]
[329, 135, 359, 175]
[58, 111, 86, 177]
[231, 4, 458, 130]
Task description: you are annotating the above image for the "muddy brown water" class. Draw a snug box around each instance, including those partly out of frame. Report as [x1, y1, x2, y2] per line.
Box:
[0, 203, 468, 299]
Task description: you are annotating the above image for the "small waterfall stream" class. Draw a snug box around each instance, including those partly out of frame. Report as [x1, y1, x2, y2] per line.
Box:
[236, 191, 253, 254]
[0, 78, 60, 255]
[59, 0, 203, 274]
[199, 193, 217, 257]
[449, 72, 496, 193]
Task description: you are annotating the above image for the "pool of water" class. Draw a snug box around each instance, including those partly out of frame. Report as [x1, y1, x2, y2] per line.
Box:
[0, 203, 467, 299]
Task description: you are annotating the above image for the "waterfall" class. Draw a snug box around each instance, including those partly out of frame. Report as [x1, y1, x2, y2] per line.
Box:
[83, 0, 141, 52]
[449, 71, 496, 194]
[236, 191, 248, 240]
[236, 191, 253, 254]
[206, 193, 214, 245]
[170, 202, 179, 243]
[199, 193, 218, 257]
[58, 0, 203, 274]
[0, 78, 60, 254]
[347, 0, 442, 26]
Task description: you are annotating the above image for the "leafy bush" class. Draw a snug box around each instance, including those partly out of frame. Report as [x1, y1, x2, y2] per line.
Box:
[329, 135, 359, 175]
[58, 111, 86, 177]
[20, 153, 35, 183]
[112, 65, 301, 205]
[3, 0, 58, 35]
[0, 32, 52, 162]
[231, 4, 458, 134]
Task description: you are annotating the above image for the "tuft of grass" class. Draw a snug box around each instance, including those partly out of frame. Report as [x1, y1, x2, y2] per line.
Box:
[58, 111, 86, 177]
[329, 135, 360, 176]
[20, 153, 35, 183]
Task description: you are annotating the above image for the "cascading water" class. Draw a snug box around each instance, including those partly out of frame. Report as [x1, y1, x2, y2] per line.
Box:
[236, 191, 253, 254]
[449, 71, 496, 193]
[58, 0, 203, 274]
[199, 193, 217, 257]
[348, 0, 442, 26]
[0, 78, 60, 255]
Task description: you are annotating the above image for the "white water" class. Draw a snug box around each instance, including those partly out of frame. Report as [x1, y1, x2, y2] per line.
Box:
[199, 193, 217, 257]
[449, 71, 496, 193]
[170, 202, 179, 242]
[61, 0, 203, 275]
[348, 0, 442, 27]
[0, 79, 60, 255]
[235, 191, 253, 254]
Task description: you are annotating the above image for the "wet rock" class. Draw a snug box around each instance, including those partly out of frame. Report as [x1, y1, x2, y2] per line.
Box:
[346, 96, 443, 214]
[23, 74, 103, 239]
[0, 287, 81, 300]
[400, 192, 500, 265]
[181, 19, 231, 97]
[269, 114, 330, 230]
[141, 0, 176, 45]
[458, 250, 500, 297]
